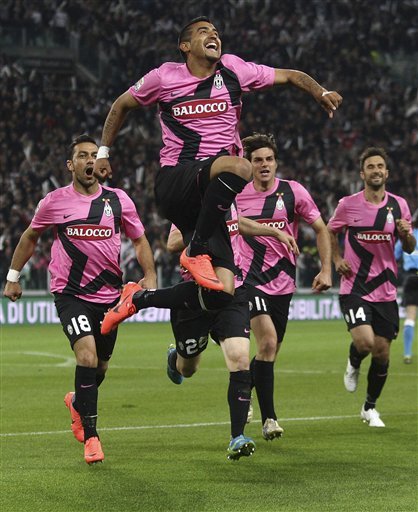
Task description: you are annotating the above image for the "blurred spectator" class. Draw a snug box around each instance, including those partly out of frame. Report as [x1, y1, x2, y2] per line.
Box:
[1, 0, 417, 289]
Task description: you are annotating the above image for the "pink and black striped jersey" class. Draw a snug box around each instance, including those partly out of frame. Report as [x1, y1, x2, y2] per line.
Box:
[129, 54, 275, 166]
[236, 178, 321, 295]
[31, 184, 144, 303]
[328, 190, 412, 302]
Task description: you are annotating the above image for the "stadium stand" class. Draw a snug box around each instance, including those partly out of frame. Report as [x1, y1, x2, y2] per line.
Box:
[1, 0, 417, 288]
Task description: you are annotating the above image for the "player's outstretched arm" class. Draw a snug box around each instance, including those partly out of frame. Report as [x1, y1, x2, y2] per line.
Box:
[273, 69, 342, 118]
[94, 91, 140, 181]
[238, 216, 299, 254]
[3, 227, 41, 301]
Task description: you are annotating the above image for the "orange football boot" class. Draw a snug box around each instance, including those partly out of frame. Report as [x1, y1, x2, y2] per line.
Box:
[64, 392, 84, 443]
[180, 249, 224, 291]
[84, 436, 104, 464]
[101, 282, 142, 334]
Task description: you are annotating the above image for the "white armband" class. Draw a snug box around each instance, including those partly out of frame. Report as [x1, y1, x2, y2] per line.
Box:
[97, 146, 110, 159]
[7, 269, 20, 282]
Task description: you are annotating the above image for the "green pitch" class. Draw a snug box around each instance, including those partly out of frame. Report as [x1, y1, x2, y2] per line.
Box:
[1, 320, 416, 512]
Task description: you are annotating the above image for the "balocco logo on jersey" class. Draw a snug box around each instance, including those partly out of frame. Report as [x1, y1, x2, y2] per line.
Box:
[356, 231, 392, 243]
[226, 220, 239, 236]
[66, 224, 112, 240]
[172, 99, 228, 119]
[256, 218, 286, 230]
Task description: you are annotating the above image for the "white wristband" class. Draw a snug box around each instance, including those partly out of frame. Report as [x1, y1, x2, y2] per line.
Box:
[7, 269, 20, 282]
[97, 146, 110, 159]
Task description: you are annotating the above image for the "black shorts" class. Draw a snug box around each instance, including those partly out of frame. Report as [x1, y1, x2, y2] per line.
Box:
[154, 155, 235, 273]
[402, 272, 418, 307]
[54, 293, 118, 361]
[339, 294, 399, 340]
[246, 286, 293, 343]
[170, 286, 250, 359]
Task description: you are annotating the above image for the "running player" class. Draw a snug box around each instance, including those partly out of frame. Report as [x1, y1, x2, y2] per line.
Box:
[3, 135, 156, 464]
[327, 147, 415, 427]
[236, 133, 331, 440]
[165, 205, 298, 460]
[95, 16, 342, 335]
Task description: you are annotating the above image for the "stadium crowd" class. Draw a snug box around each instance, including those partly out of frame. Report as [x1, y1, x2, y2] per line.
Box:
[1, 0, 417, 289]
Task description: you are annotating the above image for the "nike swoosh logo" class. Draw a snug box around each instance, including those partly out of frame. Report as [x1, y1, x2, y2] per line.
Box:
[244, 328, 250, 334]
[112, 295, 131, 314]
[238, 397, 251, 402]
[80, 384, 94, 388]
[217, 204, 229, 212]
[63, 214, 73, 219]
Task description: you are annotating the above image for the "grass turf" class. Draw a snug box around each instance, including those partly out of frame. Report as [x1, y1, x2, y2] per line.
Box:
[1, 320, 416, 512]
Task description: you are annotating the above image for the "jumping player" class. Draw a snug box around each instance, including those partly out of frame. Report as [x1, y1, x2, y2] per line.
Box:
[327, 147, 415, 427]
[95, 16, 342, 335]
[3, 135, 156, 464]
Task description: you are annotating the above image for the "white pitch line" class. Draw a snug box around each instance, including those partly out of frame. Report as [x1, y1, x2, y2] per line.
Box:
[1, 412, 416, 438]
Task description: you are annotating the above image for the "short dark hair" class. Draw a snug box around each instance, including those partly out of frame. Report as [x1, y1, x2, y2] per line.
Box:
[359, 146, 389, 171]
[242, 133, 279, 161]
[178, 16, 213, 61]
[68, 134, 97, 160]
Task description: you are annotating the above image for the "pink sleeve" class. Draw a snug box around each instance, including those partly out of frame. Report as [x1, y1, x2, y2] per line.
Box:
[327, 199, 347, 233]
[128, 67, 161, 106]
[30, 194, 54, 230]
[119, 191, 145, 240]
[222, 54, 275, 92]
[292, 182, 321, 224]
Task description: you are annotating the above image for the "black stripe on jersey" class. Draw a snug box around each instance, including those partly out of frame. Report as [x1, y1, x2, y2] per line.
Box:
[159, 62, 242, 162]
[257, 181, 295, 223]
[241, 181, 296, 288]
[57, 189, 123, 296]
[243, 236, 295, 287]
[59, 232, 122, 296]
[350, 195, 401, 296]
[160, 74, 215, 162]
[216, 62, 241, 106]
[87, 189, 122, 234]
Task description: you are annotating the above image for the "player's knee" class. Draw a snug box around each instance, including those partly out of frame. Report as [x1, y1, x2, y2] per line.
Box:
[177, 358, 199, 378]
[181, 366, 198, 378]
[231, 158, 252, 181]
[354, 337, 373, 353]
[76, 349, 98, 368]
[257, 336, 277, 360]
[231, 352, 250, 371]
[199, 289, 233, 310]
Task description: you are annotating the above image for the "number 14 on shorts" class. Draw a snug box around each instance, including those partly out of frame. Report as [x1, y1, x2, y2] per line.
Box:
[345, 306, 366, 326]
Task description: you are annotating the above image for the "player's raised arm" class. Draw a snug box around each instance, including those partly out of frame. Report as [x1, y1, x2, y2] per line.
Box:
[94, 91, 140, 181]
[273, 69, 342, 118]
